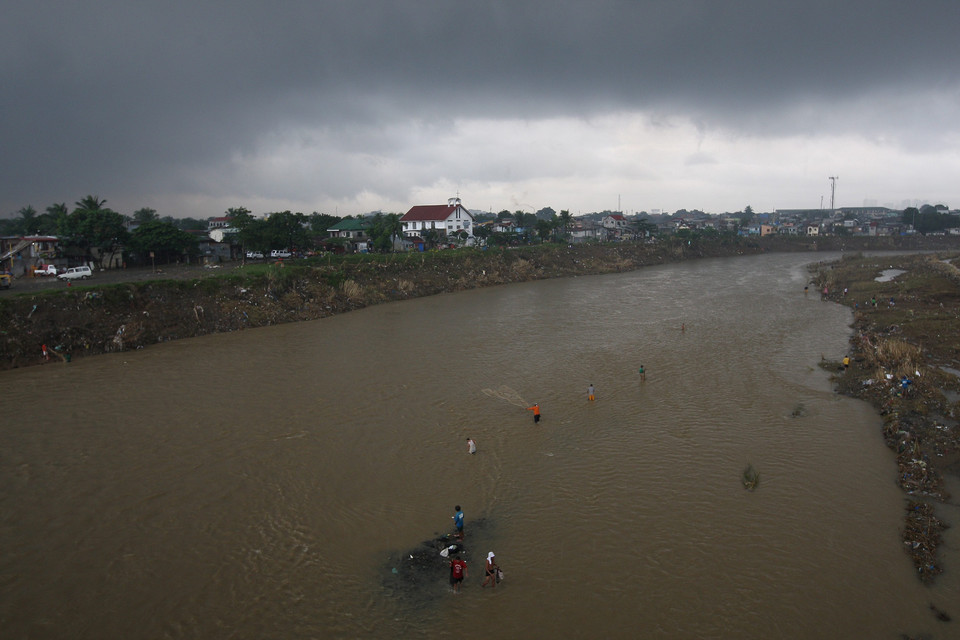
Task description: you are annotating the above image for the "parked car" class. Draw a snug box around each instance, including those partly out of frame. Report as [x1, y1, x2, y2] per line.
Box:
[35, 264, 58, 276]
[246, 251, 264, 259]
[0, 272, 11, 289]
[270, 249, 292, 259]
[57, 266, 93, 281]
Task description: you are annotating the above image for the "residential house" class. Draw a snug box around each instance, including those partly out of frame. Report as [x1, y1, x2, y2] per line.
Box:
[569, 219, 602, 243]
[401, 197, 475, 241]
[327, 218, 372, 252]
[601, 214, 629, 239]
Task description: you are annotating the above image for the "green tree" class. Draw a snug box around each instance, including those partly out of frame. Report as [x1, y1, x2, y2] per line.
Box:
[423, 229, 440, 249]
[367, 213, 403, 252]
[45, 203, 69, 235]
[15, 205, 38, 235]
[132, 207, 158, 224]
[174, 217, 208, 231]
[75, 195, 107, 212]
[558, 209, 572, 240]
[128, 219, 197, 265]
[60, 207, 129, 268]
[534, 219, 554, 242]
[238, 219, 272, 256]
[473, 223, 492, 245]
[633, 218, 657, 238]
[264, 211, 310, 251]
[308, 213, 342, 237]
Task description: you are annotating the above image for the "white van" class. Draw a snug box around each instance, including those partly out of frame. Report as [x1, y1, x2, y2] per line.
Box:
[57, 266, 93, 281]
[270, 249, 292, 259]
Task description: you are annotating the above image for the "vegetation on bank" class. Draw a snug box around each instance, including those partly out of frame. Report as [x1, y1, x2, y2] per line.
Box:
[813, 252, 960, 583]
[4, 234, 960, 373]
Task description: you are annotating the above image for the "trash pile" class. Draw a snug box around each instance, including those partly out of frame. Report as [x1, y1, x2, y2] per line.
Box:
[826, 324, 958, 584]
[902, 500, 947, 584]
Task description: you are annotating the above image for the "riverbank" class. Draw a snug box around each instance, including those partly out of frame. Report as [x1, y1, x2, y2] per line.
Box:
[3, 234, 959, 372]
[813, 252, 960, 584]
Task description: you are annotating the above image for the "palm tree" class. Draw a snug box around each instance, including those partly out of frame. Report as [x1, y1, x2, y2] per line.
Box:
[75, 195, 107, 212]
[15, 205, 38, 235]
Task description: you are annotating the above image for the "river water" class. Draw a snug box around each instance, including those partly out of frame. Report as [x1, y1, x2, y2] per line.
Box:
[2, 252, 956, 638]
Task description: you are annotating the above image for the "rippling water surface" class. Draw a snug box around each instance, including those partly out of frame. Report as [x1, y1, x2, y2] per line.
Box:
[2, 252, 954, 638]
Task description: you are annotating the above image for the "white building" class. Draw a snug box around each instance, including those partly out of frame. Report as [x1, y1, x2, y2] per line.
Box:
[400, 197, 474, 239]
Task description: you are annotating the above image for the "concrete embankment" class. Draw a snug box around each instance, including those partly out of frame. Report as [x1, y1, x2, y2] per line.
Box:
[2, 235, 957, 371]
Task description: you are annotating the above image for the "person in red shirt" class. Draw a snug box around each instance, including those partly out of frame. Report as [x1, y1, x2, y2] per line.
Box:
[449, 555, 467, 593]
[526, 403, 541, 423]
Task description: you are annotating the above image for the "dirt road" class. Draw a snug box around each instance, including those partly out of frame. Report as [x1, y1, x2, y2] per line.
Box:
[1, 263, 246, 296]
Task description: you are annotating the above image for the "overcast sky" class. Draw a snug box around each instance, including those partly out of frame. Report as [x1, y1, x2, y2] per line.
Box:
[3, 1, 958, 219]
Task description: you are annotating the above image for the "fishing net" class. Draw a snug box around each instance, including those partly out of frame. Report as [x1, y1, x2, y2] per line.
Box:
[481, 385, 528, 408]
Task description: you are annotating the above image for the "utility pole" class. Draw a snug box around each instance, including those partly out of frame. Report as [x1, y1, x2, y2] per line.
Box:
[828, 176, 839, 211]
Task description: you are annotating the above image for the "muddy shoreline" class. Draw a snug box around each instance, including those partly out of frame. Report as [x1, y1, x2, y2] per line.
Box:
[813, 252, 960, 585]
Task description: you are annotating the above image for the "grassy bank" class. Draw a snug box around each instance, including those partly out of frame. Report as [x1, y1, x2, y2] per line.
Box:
[813, 252, 960, 583]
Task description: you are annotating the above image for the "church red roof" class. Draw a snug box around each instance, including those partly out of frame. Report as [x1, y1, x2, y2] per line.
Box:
[401, 204, 459, 221]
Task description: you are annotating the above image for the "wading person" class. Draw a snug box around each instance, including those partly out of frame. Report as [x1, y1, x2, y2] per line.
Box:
[467, 438, 477, 454]
[588, 384, 595, 402]
[449, 555, 467, 593]
[481, 551, 499, 589]
[526, 403, 541, 423]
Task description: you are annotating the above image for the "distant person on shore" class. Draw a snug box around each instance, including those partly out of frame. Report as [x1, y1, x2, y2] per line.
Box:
[588, 384, 595, 402]
[467, 438, 477, 454]
[843, 356, 850, 370]
[901, 376, 912, 395]
[526, 403, 541, 423]
[481, 551, 499, 588]
[638, 365, 646, 382]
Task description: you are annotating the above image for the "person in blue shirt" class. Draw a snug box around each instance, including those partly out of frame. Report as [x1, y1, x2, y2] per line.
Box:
[453, 505, 464, 538]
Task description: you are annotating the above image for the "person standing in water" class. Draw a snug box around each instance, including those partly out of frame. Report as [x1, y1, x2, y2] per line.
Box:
[481, 551, 499, 589]
[449, 555, 467, 593]
[638, 365, 646, 382]
[588, 384, 595, 402]
[467, 438, 477, 454]
[453, 505, 464, 538]
[526, 403, 541, 423]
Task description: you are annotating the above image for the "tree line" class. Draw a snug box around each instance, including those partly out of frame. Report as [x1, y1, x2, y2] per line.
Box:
[0, 197, 352, 267]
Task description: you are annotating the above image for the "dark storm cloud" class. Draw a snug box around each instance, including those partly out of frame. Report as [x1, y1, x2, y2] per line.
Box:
[2, 0, 957, 214]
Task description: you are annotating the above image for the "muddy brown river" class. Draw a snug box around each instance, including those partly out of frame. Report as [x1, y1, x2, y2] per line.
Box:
[2, 252, 958, 638]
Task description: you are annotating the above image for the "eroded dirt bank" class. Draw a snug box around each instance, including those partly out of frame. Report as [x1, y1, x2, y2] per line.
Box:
[3, 235, 957, 372]
[814, 252, 960, 585]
